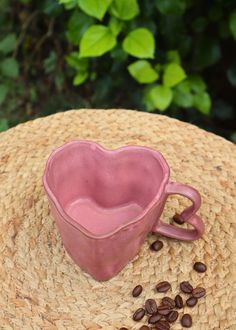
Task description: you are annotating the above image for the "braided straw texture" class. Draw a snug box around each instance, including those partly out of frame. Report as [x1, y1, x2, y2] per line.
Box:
[0, 109, 235, 330]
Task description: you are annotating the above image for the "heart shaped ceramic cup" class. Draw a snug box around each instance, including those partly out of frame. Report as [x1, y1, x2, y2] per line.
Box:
[43, 140, 204, 281]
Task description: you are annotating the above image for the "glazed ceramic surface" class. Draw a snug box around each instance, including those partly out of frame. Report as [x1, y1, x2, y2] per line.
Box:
[43, 140, 204, 281]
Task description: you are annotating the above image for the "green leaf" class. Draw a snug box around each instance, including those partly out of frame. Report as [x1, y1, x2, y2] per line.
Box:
[227, 62, 236, 87]
[59, 0, 77, 9]
[173, 81, 193, 108]
[193, 92, 211, 115]
[66, 10, 94, 45]
[78, 0, 112, 20]
[0, 118, 9, 132]
[1, 58, 19, 78]
[155, 0, 186, 15]
[43, 51, 57, 73]
[111, 0, 139, 21]
[192, 17, 208, 33]
[163, 63, 186, 88]
[229, 10, 236, 39]
[194, 37, 221, 69]
[109, 17, 123, 37]
[0, 33, 17, 54]
[188, 75, 206, 93]
[73, 71, 88, 86]
[0, 84, 8, 105]
[80, 25, 117, 57]
[128, 60, 159, 84]
[122, 28, 155, 59]
[149, 85, 173, 111]
[166, 50, 181, 64]
[66, 52, 89, 70]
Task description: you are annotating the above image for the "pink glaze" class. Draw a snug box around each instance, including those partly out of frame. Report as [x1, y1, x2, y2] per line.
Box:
[43, 140, 204, 281]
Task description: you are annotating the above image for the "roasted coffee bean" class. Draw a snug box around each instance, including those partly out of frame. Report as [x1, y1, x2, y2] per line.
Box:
[174, 294, 184, 309]
[192, 287, 206, 299]
[155, 320, 170, 330]
[186, 296, 198, 307]
[148, 313, 162, 324]
[181, 314, 192, 328]
[133, 308, 145, 321]
[162, 296, 175, 309]
[156, 281, 171, 293]
[150, 240, 163, 252]
[193, 262, 207, 273]
[132, 285, 143, 297]
[157, 305, 171, 316]
[173, 213, 185, 225]
[145, 299, 158, 314]
[166, 310, 179, 323]
[180, 281, 193, 294]
[139, 326, 150, 330]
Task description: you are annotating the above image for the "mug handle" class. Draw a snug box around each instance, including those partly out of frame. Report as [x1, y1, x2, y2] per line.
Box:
[152, 182, 204, 240]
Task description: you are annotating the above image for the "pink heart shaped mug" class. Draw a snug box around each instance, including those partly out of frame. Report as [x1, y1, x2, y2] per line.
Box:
[43, 140, 204, 281]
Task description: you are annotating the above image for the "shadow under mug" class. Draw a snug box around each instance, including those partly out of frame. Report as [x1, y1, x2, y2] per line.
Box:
[43, 140, 204, 281]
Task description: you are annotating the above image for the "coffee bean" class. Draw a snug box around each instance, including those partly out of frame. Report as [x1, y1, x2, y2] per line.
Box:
[186, 296, 198, 307]
[148, 313, 162, 324]
[139, 326, 150, 330]
[150, 240, 163, 252]
[155, 320, 170, 330]
[156, 281, 171, 293]
[133, 308, 145, 321]
[166, 310, 179, 323]
[192, 287, 206, 299]
[193, 262, 207, 273]
[174, 294, 184, 308]
[173, 213, 185, 225]
[132, 285, 143, 297]
[157, 305, 171, 316]
[180, 281, 193, 294]
[181, 314, 192, 327]
[162, 296, 175, 309]
[145, 299, 158, 314]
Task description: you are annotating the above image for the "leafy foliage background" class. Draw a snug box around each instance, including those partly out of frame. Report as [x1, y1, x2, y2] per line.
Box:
[0, 0, 235, 142]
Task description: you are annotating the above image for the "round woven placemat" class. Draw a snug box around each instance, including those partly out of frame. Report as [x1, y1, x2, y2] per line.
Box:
[0, 109, 236, 330]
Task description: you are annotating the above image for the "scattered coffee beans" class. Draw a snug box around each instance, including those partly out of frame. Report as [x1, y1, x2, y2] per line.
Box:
[174, 294, 184, 309]
[162, 296, 175, 309]
[181, 313, 192, 328]
[193, 262, 207, 273]
[150, 240, 163, 252]
[186, 296, 198, 307]
[145, 299, 158, 314]
[192, 287, 206, 299]
[125, 243, 207, 329]
[133, 308, 145, 321]
[157, 305, 171, 316]
[156, 281, 171, 293]
[180, 281, 193, 294]
[166, 310, 179, 323]
[139, 326, 150, 330]
[132, 285, 143, 297]
[155, 320, 170, 330]
[173, 213, 185, 225]
[148, 313, 162, 324]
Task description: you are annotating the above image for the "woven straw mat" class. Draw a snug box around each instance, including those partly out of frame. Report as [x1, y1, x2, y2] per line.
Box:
[0, 109, 235, 330]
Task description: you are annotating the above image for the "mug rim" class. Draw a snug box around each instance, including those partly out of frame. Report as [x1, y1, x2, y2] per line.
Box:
[43, 140, 170, 239]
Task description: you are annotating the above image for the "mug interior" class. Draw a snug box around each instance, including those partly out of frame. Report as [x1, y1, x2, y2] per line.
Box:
[45, 142, 167, 235]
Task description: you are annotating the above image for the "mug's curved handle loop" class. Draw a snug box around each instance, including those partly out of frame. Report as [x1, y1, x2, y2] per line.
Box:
[152, 182, 204, 240]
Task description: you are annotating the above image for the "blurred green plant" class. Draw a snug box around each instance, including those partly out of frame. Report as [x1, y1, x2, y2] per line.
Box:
[59, 0, 214, 114]
[0, 0, 235, 141]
